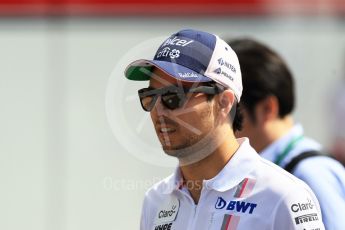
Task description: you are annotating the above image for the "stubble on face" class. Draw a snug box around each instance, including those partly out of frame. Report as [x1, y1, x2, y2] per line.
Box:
[161, 100, 228, 166]
[148, 68, 224, 165]
[161, 102, 214, 152]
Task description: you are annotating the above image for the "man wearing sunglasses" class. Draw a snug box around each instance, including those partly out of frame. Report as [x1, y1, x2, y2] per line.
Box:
[124, 29, 325, 230]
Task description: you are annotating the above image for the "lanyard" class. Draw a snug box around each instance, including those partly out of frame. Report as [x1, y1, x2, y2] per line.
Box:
[274, 135, 304, 166]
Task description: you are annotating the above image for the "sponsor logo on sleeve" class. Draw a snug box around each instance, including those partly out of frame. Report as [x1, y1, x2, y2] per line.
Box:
[290, 199, 314, 213]
[294, 213, 319, 225]
[215, 197, 257, 214]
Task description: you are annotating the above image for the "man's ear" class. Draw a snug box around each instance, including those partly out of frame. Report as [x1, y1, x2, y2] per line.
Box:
[218, 89, 235, 118]
[255, 95, 279, 123]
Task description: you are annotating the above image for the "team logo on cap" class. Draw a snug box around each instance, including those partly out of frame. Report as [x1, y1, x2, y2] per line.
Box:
[169, 49, 180, 59]
[218, 58, 236, 73]
[156, 47, 171, 58]
[178, 72, 199, 78]
[214, 68, 222, 74]
[213, 67, 234, 81]
[156, 47, 181, 59]
[161, 36, 194, 48]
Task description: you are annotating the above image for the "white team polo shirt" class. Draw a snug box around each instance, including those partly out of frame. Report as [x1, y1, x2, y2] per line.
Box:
[140, 138, 325, 230]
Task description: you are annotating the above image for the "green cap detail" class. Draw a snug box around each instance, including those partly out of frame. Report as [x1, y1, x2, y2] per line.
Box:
[125, 65, 153, 81]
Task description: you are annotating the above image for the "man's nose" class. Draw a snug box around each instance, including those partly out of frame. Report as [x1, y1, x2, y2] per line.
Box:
[152, 96, 169, 116]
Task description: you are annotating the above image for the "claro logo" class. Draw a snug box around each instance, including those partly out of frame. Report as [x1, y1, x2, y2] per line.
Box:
[291, 199, 314, 213]
[158, 205, 177, 218]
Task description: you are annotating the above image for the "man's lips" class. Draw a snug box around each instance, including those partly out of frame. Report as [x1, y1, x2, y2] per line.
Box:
[155, 116, 178, 134]
[159, 127, 177, 134]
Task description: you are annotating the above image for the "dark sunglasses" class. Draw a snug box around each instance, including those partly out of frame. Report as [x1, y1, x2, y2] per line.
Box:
[138, 84, 224, 112]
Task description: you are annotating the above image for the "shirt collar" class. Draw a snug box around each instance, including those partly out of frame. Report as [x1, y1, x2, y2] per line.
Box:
[161, 137, 259, 194]
[260, 123, 304, 163]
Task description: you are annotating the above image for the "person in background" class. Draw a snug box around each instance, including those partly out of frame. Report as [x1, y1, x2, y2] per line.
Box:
[229, 38, 345, 230]
[329, 74, 345, 166]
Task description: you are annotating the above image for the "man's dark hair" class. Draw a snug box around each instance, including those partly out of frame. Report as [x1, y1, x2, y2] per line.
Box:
[228, 38, 295, 122]
[231, 102, 243, 132]
[204, 82, 243, 132]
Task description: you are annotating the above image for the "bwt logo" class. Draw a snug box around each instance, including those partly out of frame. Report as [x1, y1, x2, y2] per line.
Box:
[215, 197, 257, 214]
[158, 205, 177, 219]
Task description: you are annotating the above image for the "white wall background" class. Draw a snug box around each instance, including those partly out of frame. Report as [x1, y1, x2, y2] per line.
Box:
[1, 17, 344, 230]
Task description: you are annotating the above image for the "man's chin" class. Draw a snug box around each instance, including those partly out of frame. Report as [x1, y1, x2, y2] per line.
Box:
[160, 131, 223, 166]
[162, 144, 182, 153]
[160, 142, 206, 164]
[162, 144, 188, 157]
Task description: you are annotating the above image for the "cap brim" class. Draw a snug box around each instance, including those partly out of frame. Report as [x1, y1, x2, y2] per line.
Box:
[124, 59, 212, 83]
